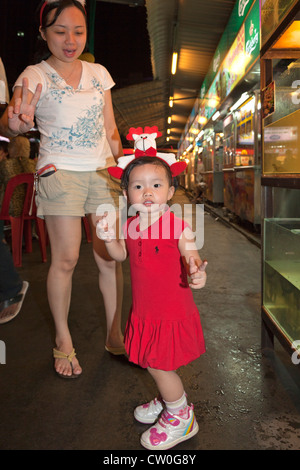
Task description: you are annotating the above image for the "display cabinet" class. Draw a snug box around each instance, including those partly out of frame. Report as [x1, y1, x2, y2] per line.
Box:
[260, 0, 300, 356]
[263, 219, 300, 345]
[202, 123, 224, 204]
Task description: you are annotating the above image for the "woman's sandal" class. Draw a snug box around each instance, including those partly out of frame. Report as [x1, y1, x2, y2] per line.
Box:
[105, 345, 126, 356]
[53, 348, 81, 379]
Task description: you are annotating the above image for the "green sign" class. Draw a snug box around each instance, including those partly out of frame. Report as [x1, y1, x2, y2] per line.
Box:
[244, 0, 260, 70]
[201, 0, 260, 116]
[203, 0, 256, 93]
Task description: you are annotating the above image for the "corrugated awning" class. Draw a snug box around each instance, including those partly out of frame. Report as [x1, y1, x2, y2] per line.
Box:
[110, 0, 237, 150]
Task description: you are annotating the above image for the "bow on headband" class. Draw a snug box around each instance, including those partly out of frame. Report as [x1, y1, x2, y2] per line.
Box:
[108, 126, 187, 179]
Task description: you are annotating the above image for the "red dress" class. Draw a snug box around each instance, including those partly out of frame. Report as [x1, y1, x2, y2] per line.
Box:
[124, 209, 205, 371]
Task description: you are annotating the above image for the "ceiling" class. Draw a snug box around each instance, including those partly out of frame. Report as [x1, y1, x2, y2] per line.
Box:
[106, 0, 237, 151]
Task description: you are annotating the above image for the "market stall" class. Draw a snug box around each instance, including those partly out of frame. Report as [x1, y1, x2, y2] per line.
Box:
[260, 0, 300, 357]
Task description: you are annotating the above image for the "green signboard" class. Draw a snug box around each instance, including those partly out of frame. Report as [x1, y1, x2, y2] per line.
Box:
[201, 0, 257, 97]
[200, 0, 260, 121]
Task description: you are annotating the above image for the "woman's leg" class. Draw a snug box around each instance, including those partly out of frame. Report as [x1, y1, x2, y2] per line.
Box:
[45, 215, 82, 376]
[88, 213, 124, 349]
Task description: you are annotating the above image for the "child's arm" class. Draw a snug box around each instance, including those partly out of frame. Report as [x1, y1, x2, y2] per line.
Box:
[96, 216, 127, 262]
[178, 227, 207, 289]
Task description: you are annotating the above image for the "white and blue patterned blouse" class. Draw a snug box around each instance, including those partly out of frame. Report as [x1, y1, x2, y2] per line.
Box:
[14, 60, 115, 171]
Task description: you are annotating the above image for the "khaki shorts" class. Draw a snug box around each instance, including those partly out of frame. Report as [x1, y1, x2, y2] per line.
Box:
[36, 169, 122, 217]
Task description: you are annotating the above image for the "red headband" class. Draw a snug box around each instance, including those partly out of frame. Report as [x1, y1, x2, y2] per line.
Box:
[40, 1, 86, 27]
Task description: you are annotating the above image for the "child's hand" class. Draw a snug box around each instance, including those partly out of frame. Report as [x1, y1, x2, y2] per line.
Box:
[188, 256, 207, 289]
[96, 214, 115, 242]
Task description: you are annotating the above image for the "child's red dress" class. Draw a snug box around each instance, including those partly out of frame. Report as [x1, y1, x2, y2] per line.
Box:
[124, 209, 205, 371]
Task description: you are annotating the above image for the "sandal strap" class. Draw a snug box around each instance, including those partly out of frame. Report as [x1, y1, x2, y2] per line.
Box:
[0, 293, 23, 310]
[53, 348, 76, 363]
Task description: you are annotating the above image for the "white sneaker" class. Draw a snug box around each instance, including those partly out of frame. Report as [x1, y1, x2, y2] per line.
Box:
[134, 397, 164, 424]
[140, 405, 199, 450]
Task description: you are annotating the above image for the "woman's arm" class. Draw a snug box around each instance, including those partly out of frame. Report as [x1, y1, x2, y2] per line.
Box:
[0, 78, 42, 137]
[178, 227, 207, 289]
[103, 89, 123, 162]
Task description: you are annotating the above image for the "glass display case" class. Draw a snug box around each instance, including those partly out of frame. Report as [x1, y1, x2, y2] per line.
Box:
[235, 97, 256, 167]
[223, 114, 235, 169]
[263, 58, 300, 175]
[263, 218, 300, 344]
[223, 114, 236, 214]
[260, 1, 300, 356]
[222, 91, 261, 224]
[202, 125, 224, 203]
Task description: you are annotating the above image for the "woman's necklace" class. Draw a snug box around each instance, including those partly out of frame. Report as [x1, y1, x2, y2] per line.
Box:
[48, 58, 79, 84]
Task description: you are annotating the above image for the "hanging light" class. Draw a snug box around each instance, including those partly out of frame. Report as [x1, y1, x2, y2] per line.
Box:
[171, 52, 178, 75]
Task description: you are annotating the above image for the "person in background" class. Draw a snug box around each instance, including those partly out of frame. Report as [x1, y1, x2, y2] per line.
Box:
[0, 140, 9, 162]
[0, 0, 124, 378]
[97, 153, 207, 450]
[0, 136, 34, 222]
[8, 135, 36, 174]
[0, 140, 9, 241]
[0, 239, 29, 324]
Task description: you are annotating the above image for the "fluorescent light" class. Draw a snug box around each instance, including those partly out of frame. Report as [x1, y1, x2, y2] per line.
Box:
[212, 111, 220, 121]
[230, 93, 250, 112]
[168, 116, 172, 124]
[171, 52, 178, 75]
[169, 96, 174, 108]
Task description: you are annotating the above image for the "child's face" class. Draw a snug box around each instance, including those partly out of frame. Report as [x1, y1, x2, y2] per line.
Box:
[124, 163, 175, 214]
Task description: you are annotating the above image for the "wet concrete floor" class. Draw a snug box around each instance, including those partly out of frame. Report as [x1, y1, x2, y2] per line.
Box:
[1, 188, 300, 453]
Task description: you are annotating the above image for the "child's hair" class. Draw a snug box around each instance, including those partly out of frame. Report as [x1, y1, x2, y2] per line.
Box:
[33, 0, 87, 63]
[121, 156, 175, 190]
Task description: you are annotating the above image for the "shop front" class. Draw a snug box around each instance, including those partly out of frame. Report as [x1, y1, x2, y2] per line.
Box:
[201, 123, 224, 204]
[223, 89, 262, 225]
[178, 0, 261, 221]
[260, 0, 300, 358]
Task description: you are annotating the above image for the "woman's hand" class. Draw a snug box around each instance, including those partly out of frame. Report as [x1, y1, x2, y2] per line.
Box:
[7, 78, 42, 135]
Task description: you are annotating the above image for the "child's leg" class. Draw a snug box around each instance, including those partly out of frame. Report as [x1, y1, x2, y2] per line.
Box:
[134, 368, 185, 424]
[148, 367, 184, 402]
[139, 367, 199, 450]
[148, 367, 188, 415]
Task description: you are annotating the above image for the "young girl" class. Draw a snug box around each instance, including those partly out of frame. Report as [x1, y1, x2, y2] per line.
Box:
[0, 0, 125, 378]
[97, 150, 207, 450]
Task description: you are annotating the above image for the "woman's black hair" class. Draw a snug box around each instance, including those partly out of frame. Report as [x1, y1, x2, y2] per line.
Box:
[120, 156, 176, 191]
[33, 0, 87, 63]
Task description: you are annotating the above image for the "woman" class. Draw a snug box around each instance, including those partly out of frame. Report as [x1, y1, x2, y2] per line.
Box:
[0, 0, 125, 378]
